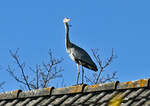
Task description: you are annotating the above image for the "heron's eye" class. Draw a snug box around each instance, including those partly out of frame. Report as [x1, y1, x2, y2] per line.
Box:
[64, 18, 70, 23]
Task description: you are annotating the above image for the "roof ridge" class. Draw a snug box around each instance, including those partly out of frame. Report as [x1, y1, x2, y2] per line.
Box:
[0, 78, 149, 100]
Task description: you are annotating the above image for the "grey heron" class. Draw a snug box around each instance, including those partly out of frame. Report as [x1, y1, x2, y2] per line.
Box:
[63, 18, 98, 84]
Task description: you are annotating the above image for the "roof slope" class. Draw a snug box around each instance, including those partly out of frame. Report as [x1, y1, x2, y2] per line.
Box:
[0, 78, 150, 106]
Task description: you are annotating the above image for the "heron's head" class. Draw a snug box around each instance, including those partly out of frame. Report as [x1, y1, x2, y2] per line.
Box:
[63, 18, 70, 23]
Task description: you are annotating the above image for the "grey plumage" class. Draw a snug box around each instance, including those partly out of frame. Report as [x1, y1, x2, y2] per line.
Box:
[68, 43, 98, 71]
[63, 18, 98, 84]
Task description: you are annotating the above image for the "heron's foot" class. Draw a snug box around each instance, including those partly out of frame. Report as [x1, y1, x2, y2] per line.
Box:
[76, 79, 79, 85]
[73, 83, 84, 86]
[81, 81, 84, 85]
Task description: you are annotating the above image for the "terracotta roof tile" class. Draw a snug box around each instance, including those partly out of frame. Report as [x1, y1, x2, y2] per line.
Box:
[0, 78, 150, 106]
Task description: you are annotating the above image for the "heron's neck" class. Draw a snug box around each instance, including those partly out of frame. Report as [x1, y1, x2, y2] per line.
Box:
[64, 22, 71, 49]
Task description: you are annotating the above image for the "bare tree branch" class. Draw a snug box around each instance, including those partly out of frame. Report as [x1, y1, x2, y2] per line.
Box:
[0, 81, 5, 92]
[95, 48, 114, 84]
[9, 50, 31, 90]
[85, 48, 117, 84]
[85, 75, 95, 84]
[7, 49, 64, 90]
[102, 72, 117, 83]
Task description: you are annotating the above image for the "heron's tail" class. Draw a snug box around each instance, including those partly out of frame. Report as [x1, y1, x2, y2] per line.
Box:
[88, 63, 98, 71]
[82, 61, 98, 71]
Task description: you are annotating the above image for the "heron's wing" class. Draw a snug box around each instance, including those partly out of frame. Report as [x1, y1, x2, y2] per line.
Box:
[71, 44, 92, 62]
[70, 43, 98, 71]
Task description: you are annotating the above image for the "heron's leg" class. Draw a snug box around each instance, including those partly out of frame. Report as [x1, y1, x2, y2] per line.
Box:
[81, 66, 84, 84]
[76, 64, 80, 85]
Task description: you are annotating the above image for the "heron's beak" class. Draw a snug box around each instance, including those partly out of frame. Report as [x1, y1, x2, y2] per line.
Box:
[63, 18, 70, 23]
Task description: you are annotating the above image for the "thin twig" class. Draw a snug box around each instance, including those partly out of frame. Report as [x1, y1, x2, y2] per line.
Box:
[7, 49, 64, 90]
[85, 48, 116, 84]
[9, 50, 31, 90]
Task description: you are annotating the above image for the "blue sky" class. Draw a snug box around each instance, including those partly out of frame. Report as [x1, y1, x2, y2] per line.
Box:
[0, 0, 150, 91]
